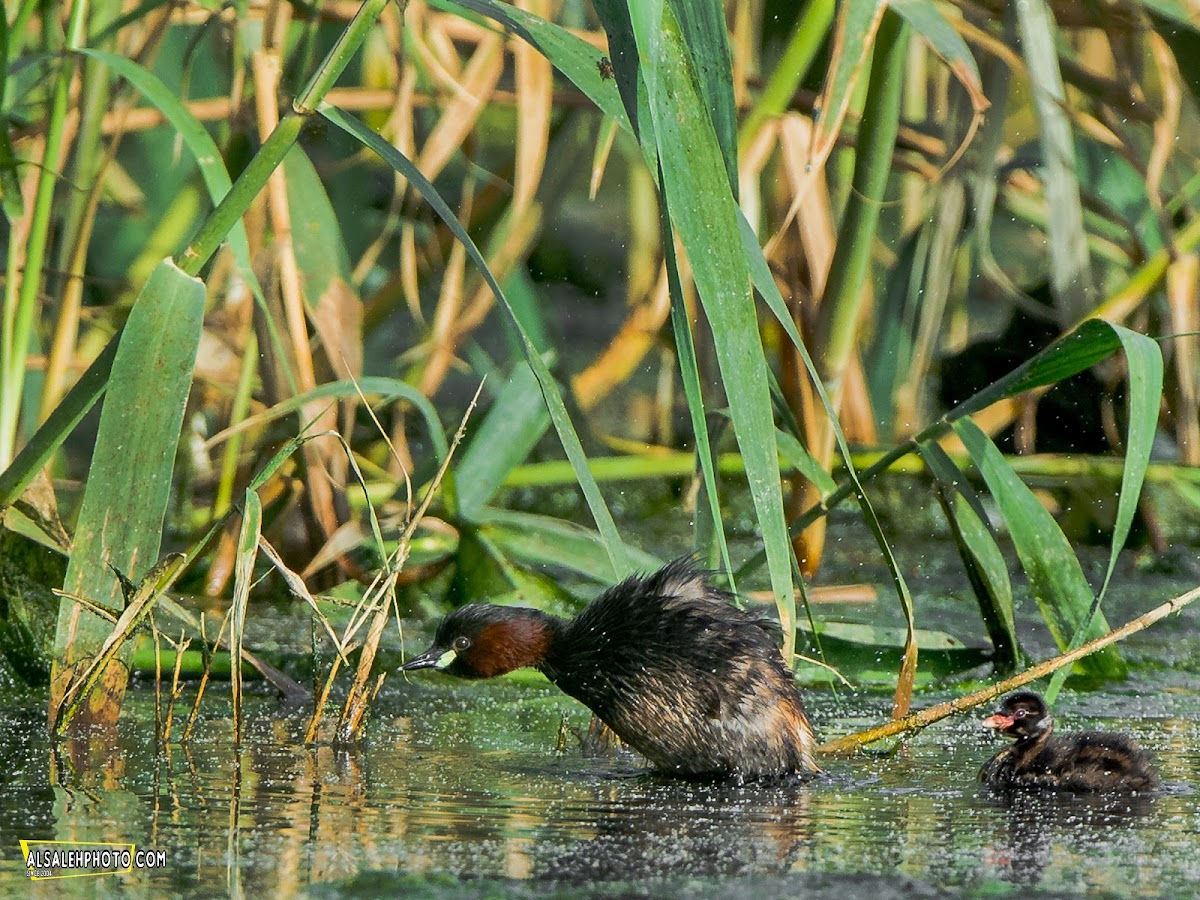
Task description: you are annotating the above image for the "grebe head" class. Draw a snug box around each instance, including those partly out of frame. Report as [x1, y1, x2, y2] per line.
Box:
[982, 691, 1052, 740]
[399, 604, 558, 679]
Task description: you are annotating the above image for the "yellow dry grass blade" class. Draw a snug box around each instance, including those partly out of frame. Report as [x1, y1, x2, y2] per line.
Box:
[326, 383, 485, 743]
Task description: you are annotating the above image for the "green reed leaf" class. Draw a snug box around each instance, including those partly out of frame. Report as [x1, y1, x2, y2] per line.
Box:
[320, 104, 632, 579]
[953, 417, 1126, 681]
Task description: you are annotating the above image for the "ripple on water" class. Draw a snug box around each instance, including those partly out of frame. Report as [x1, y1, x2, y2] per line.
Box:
[1, 679, 1200, 896]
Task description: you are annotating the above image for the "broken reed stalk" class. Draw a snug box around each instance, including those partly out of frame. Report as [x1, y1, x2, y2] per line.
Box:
[817, 583, 1200, 755]
[304, 655, 343, 745]
[153, 614, 163, 744]
[53, 554, 185, 734]
[325, 381, 485, 744]
[163, 630, 189, 742]
[184, 612, 225, 743]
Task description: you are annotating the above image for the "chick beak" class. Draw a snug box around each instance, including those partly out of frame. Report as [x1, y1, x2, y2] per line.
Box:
[982, 713, 1013, 731]
[399, 646, 456, 672]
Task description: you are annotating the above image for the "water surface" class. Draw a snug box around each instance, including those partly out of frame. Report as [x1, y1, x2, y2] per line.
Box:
[3, 513, 1198, 898]
[1, 675, 1197, 898]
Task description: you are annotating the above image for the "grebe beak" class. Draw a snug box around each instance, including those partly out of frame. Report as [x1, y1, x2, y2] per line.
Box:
[982, 713, 1013, 730]
[399, 646, 457, 671]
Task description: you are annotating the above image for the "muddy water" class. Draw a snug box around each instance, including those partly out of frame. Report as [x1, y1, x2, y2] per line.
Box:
[0, 674, 1197, 898]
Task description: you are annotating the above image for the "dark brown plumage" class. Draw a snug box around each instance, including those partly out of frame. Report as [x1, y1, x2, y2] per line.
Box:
[979, 691, 1157, 793]
[400, 558, 819, 780]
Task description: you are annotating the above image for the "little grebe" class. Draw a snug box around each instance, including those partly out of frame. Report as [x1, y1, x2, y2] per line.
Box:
[400, 558, 819, 780]
[980, 691, 1157, 792]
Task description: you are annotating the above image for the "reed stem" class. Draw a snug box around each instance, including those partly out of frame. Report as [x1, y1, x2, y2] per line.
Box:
[817, 584, 1200, 754]
[0, 0, 90, 467]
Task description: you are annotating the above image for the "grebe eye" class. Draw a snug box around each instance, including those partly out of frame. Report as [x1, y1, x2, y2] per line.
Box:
[453, 635, 471, 652]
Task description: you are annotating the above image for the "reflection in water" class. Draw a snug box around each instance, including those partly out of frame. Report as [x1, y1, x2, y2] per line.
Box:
[537, 776, 816, 882]
[0, 684, 1196, 897]
[980, 789, 1155, 887]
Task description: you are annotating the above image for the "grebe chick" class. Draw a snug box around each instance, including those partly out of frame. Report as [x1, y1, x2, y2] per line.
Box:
[980, 691, 1157, 792]
[400, 558, 819, 780]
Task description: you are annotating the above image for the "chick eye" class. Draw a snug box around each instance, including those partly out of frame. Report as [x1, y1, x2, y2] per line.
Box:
[453, 635, 471, 652]
[1014, 709, 1027, 718]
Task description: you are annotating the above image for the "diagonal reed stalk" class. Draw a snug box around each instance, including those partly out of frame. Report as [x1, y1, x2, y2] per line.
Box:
[1, 0, 396, 509]
[818, 584, 1200, 755]
[181, 0, 395, 278]
[52, 554, 185, 734]
[329, 382, 483, 743]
